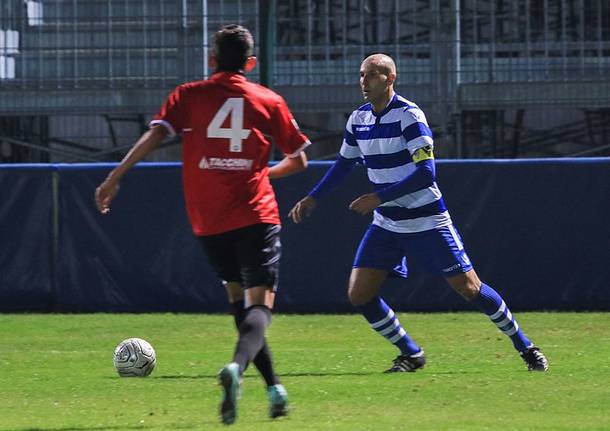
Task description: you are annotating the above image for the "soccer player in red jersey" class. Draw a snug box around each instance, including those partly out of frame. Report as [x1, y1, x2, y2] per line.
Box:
[95, 24, 310, 425]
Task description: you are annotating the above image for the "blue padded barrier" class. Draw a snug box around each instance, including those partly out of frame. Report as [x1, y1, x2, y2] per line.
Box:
[0, 165, 55, 310]
[55, 163, 223, 312]
[434, 158, 610, 312]
[1, 158, 609, 312]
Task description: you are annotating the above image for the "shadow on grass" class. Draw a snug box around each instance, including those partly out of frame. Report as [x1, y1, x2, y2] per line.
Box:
[280, 371, 377, 377]
[155, 370, 377, 379]
[12, 428, 145, 431]
[12, 428, 143, 431]
[105, 368, 485, 381]
[11, 424, 210, 431]
[11, 416, 282, 431]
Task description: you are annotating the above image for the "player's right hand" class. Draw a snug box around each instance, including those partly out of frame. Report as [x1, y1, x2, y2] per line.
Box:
[288, 196, 317, 224]
[95, 179, 120, 215]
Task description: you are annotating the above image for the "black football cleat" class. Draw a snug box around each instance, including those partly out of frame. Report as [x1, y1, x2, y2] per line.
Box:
[520, 346, 549, 371]
[385, 350, 426, 373]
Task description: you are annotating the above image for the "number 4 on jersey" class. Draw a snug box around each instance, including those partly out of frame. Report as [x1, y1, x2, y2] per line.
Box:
[207, 98, 251, 152]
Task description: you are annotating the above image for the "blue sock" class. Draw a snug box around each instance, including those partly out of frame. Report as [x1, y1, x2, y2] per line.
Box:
[474, 283, 533, 352]
[356, 296, 421, 356]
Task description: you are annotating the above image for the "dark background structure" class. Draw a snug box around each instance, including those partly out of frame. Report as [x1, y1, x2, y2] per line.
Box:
[1, 0, 609, 163]
[2, 160, 609, 313]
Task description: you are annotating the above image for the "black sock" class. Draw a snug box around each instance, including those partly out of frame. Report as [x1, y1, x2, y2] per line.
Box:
[232, 304, 276, 384]
[231, 301, 279, 386]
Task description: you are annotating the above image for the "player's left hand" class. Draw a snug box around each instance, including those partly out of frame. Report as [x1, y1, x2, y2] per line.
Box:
[349, 193, 381, 215]
[95, 179, 120, 215]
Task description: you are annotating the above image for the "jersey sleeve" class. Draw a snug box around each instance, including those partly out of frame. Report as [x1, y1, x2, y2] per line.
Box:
[338, 114, 363, 161]
[270, 98, 311, 158]
[149, 86, 187, 137]
[401, 107, 434, 154]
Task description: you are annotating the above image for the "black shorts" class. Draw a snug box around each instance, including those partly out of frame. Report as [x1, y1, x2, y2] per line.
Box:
[198, 223, 281, 291]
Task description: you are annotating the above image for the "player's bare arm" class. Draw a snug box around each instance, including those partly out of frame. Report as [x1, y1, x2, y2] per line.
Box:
[288, 195, 317, 224]
[349, 193, 381, 215]
[95, 125, 168, 214]
[268, 152, 308, 179]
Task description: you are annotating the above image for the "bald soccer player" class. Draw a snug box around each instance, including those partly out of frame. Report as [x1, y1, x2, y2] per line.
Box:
[289, 54, 548, 373]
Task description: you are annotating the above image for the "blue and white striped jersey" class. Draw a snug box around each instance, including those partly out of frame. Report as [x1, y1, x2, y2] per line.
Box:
[339, 93, 452, 233]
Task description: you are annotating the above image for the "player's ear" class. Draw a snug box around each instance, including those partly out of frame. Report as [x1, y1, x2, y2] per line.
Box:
[387, 72, 397, 86]
[244, 56, 257, 72]
[209, 54, 218, 70]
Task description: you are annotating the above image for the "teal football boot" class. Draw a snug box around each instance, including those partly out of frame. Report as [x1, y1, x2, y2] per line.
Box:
[267, 383, 289, 418]
[218, 362, 241, 425]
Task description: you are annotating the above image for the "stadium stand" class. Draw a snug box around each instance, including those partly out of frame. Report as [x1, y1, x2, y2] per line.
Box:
[0, 0, 609, 161]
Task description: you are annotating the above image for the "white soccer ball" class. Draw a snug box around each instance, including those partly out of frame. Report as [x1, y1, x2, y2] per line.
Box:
[113, 338, 156, 377]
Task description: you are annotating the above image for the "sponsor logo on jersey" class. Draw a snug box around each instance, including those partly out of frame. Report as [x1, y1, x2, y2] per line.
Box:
[199, 156, 253, 171]
[355, 126, 371, 131]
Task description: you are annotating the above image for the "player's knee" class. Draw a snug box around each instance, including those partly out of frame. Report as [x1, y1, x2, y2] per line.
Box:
[447, 270, 481, 301]
[347, 268, 386, 306]
[454, 280, 480, 301]
[463, 285, 480, 301]
[347, 285, 373, 306]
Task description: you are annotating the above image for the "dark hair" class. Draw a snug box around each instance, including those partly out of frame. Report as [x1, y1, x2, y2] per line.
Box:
[214, 24, 254, 72]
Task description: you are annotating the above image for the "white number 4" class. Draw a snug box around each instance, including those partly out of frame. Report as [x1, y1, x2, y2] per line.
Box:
[207, 98, 251, 152]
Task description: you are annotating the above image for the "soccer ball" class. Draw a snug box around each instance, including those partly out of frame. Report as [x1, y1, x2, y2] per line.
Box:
[113, 338, 156, 377]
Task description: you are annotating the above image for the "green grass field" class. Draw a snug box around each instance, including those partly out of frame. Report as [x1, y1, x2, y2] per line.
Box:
[1, 312, 609, 431]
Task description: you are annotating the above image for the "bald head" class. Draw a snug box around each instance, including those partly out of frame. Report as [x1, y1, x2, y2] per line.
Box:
[359, 54, 397, 111]
[362, 54, 396, 77]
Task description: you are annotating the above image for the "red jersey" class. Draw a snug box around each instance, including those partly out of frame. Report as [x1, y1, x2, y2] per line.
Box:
[151, 72, 310, 236]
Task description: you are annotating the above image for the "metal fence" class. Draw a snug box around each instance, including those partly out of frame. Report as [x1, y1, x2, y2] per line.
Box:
[0, 0, 260, 89]
[1, 1, 608, 91]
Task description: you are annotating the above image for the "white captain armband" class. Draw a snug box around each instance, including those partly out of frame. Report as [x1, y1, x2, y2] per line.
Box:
[412, 146, 434, 163]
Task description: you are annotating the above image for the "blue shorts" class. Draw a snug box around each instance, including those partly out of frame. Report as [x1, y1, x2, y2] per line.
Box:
[353, 224, 473, 278]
